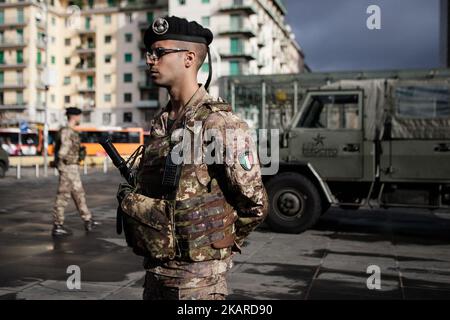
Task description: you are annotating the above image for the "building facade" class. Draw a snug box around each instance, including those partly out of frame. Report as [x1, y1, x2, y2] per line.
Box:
[0, 0, 304, 130]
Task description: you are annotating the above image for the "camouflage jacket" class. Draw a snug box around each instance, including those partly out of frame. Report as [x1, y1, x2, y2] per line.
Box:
[55, 126, 81, 166]
[121, 85, 268, 267]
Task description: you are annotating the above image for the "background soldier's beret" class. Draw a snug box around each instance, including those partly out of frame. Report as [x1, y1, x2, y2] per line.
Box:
[65, 107, 82, 116]
[144, 16, 213, 50]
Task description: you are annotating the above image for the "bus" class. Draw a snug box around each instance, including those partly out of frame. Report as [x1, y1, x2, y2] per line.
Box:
[0, 128, 39, 156]
[43, 127, 144, 156]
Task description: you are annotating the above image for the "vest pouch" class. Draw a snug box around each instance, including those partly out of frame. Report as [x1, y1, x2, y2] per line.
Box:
[121, 193, 176, 260]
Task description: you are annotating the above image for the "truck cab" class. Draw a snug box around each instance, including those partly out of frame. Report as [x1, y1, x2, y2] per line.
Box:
[265, 78, 450, 233]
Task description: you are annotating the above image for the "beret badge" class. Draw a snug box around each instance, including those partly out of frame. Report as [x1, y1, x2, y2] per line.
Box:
[152, 17, 169, 35]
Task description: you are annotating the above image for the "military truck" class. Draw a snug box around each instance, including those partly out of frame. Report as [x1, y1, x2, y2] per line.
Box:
[263, 75, 450, 233]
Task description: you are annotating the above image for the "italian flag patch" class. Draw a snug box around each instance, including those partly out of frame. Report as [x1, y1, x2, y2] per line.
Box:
[239, 151, 253, 171]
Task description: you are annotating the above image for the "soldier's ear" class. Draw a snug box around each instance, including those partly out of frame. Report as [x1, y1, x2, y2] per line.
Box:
[185, 51, 196, 68]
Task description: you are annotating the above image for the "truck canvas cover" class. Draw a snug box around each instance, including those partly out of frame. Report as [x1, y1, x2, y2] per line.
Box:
[319, 78, 450, 140]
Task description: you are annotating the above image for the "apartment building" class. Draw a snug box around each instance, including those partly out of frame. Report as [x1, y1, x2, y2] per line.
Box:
[0, 0, 304, 130]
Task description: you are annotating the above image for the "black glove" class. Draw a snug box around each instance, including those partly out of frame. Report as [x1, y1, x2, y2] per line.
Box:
[117, 182, 134, 205]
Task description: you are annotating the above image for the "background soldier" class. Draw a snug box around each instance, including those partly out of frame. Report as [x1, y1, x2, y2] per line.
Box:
[52, 107, 100, 237]
[116, 16, 268, 300]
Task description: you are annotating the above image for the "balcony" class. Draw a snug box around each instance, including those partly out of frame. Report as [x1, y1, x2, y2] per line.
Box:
[0, 18, 27, 29]
[77, 27, 96, 35]
[36, 38, 46, 49]
[76, 100, 95, 110]
[120, 0, 166, 10]
[136, 99, 159, 109]
[75, 45, 96, 55]
[75, 63, 96, 73]
[217, 24, 257, 37]
[219, 46, 257, 60]
[0, 38, 26, 48]
[218, 1, 257, 15]
[0, 61, 27, 69]
[138, 59, 148, 69]
[138, 21, 151, 30]
[280, 39, 289, 48]
[138, 81, 154, 89]
[0, 81, 26, 89]
[77, 85, 95, 93]
[0, 102, 27, 110]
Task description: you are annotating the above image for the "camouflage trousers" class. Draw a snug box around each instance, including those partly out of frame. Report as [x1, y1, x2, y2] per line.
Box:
[142, 271, 228, 300]
[53, 164, 91, 225]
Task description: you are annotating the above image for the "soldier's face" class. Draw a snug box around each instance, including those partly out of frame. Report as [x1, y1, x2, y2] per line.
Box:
[147, 40, 187, 88]
[69, 115, 81, 126]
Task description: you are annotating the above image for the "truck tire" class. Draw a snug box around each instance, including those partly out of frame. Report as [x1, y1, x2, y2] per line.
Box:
[0, 162, 5, 178]
[265, 173, 322, 234]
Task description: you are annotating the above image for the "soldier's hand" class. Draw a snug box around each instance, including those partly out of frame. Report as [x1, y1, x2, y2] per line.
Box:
[117, 182, 134, 204]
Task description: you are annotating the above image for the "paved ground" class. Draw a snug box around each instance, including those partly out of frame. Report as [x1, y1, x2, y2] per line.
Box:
[1, 170, 450, 300]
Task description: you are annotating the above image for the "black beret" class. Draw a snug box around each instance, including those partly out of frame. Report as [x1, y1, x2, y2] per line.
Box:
[144, 16, 213, 50]
[65, 107, 82, 116]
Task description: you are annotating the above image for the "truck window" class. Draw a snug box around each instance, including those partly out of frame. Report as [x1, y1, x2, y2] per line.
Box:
[395, 86, 450, 119]
[298, 94, 360, 130]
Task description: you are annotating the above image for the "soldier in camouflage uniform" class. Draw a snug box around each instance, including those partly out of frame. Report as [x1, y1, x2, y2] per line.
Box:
[116, 16, 268, 300]
[52, 107, 100, 237]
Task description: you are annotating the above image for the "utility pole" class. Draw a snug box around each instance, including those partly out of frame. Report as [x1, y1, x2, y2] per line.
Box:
[43, 0, 49, 177]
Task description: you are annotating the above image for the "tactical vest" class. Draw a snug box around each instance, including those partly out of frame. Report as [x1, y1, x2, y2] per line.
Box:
[55, 127, 81, 165]
[133, 101, 237, 262]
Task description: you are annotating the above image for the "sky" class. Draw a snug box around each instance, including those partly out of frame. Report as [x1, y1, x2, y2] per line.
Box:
[284, 0, 443, 72]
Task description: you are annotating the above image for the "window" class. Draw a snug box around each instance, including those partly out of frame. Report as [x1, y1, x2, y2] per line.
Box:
[37, 51, 41, 65]
[0, 51, 3, 64]
[229, 61, 240, 75]
[16, 50, 23, 64]
[88, 0, 94, 8]
[297, 94, 360, 129]
[17, 8, 24, 23]
[395, 86, 450, 119]
[107, 0, 115, 7]
[105, 35, 112, 43]
[65, 57, 70, 65]
[17, 29, 23, 42]
[178, 0, 186, 4]
[51, 94, 55, 103]
[64, 76, 70, 85]
[64, 95, 71, 103]
[124, 73, 133, 83]
[105, 15, 111, 24]
[147, 12, 154, 23]
[201, 62, 209, 73]
[126, 13, 133, 23]
[17, 91, 24, 104]
[65, 38, 71, 46]
[125, 33, 132, 42]
[87, 76, 94, 88]
[202, 0, 210, 3]
[51, 17, 56, 26]
[201, 16, 210, 27]
[103, 112, 111, 125]
[230, 38, 241, 54]
[104, 74, 111, 83]
[51, 56, 55, 64]
[0, 71, 3, 84]
[105, 54, 112, 63]
[123, 112, 133, 123]
[124, 93, 132, 103]
[104, 94, 111, 102]
[124, 53, 132, 63]
[83, 112, 91, 123]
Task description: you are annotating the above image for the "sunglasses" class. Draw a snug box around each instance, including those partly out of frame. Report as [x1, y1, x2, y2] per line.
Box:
[146, 47, 189, 61]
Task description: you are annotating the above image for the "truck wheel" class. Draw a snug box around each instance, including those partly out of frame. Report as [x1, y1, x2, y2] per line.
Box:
[0, 163, 5, 178]
[265, 173, 322, 234]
